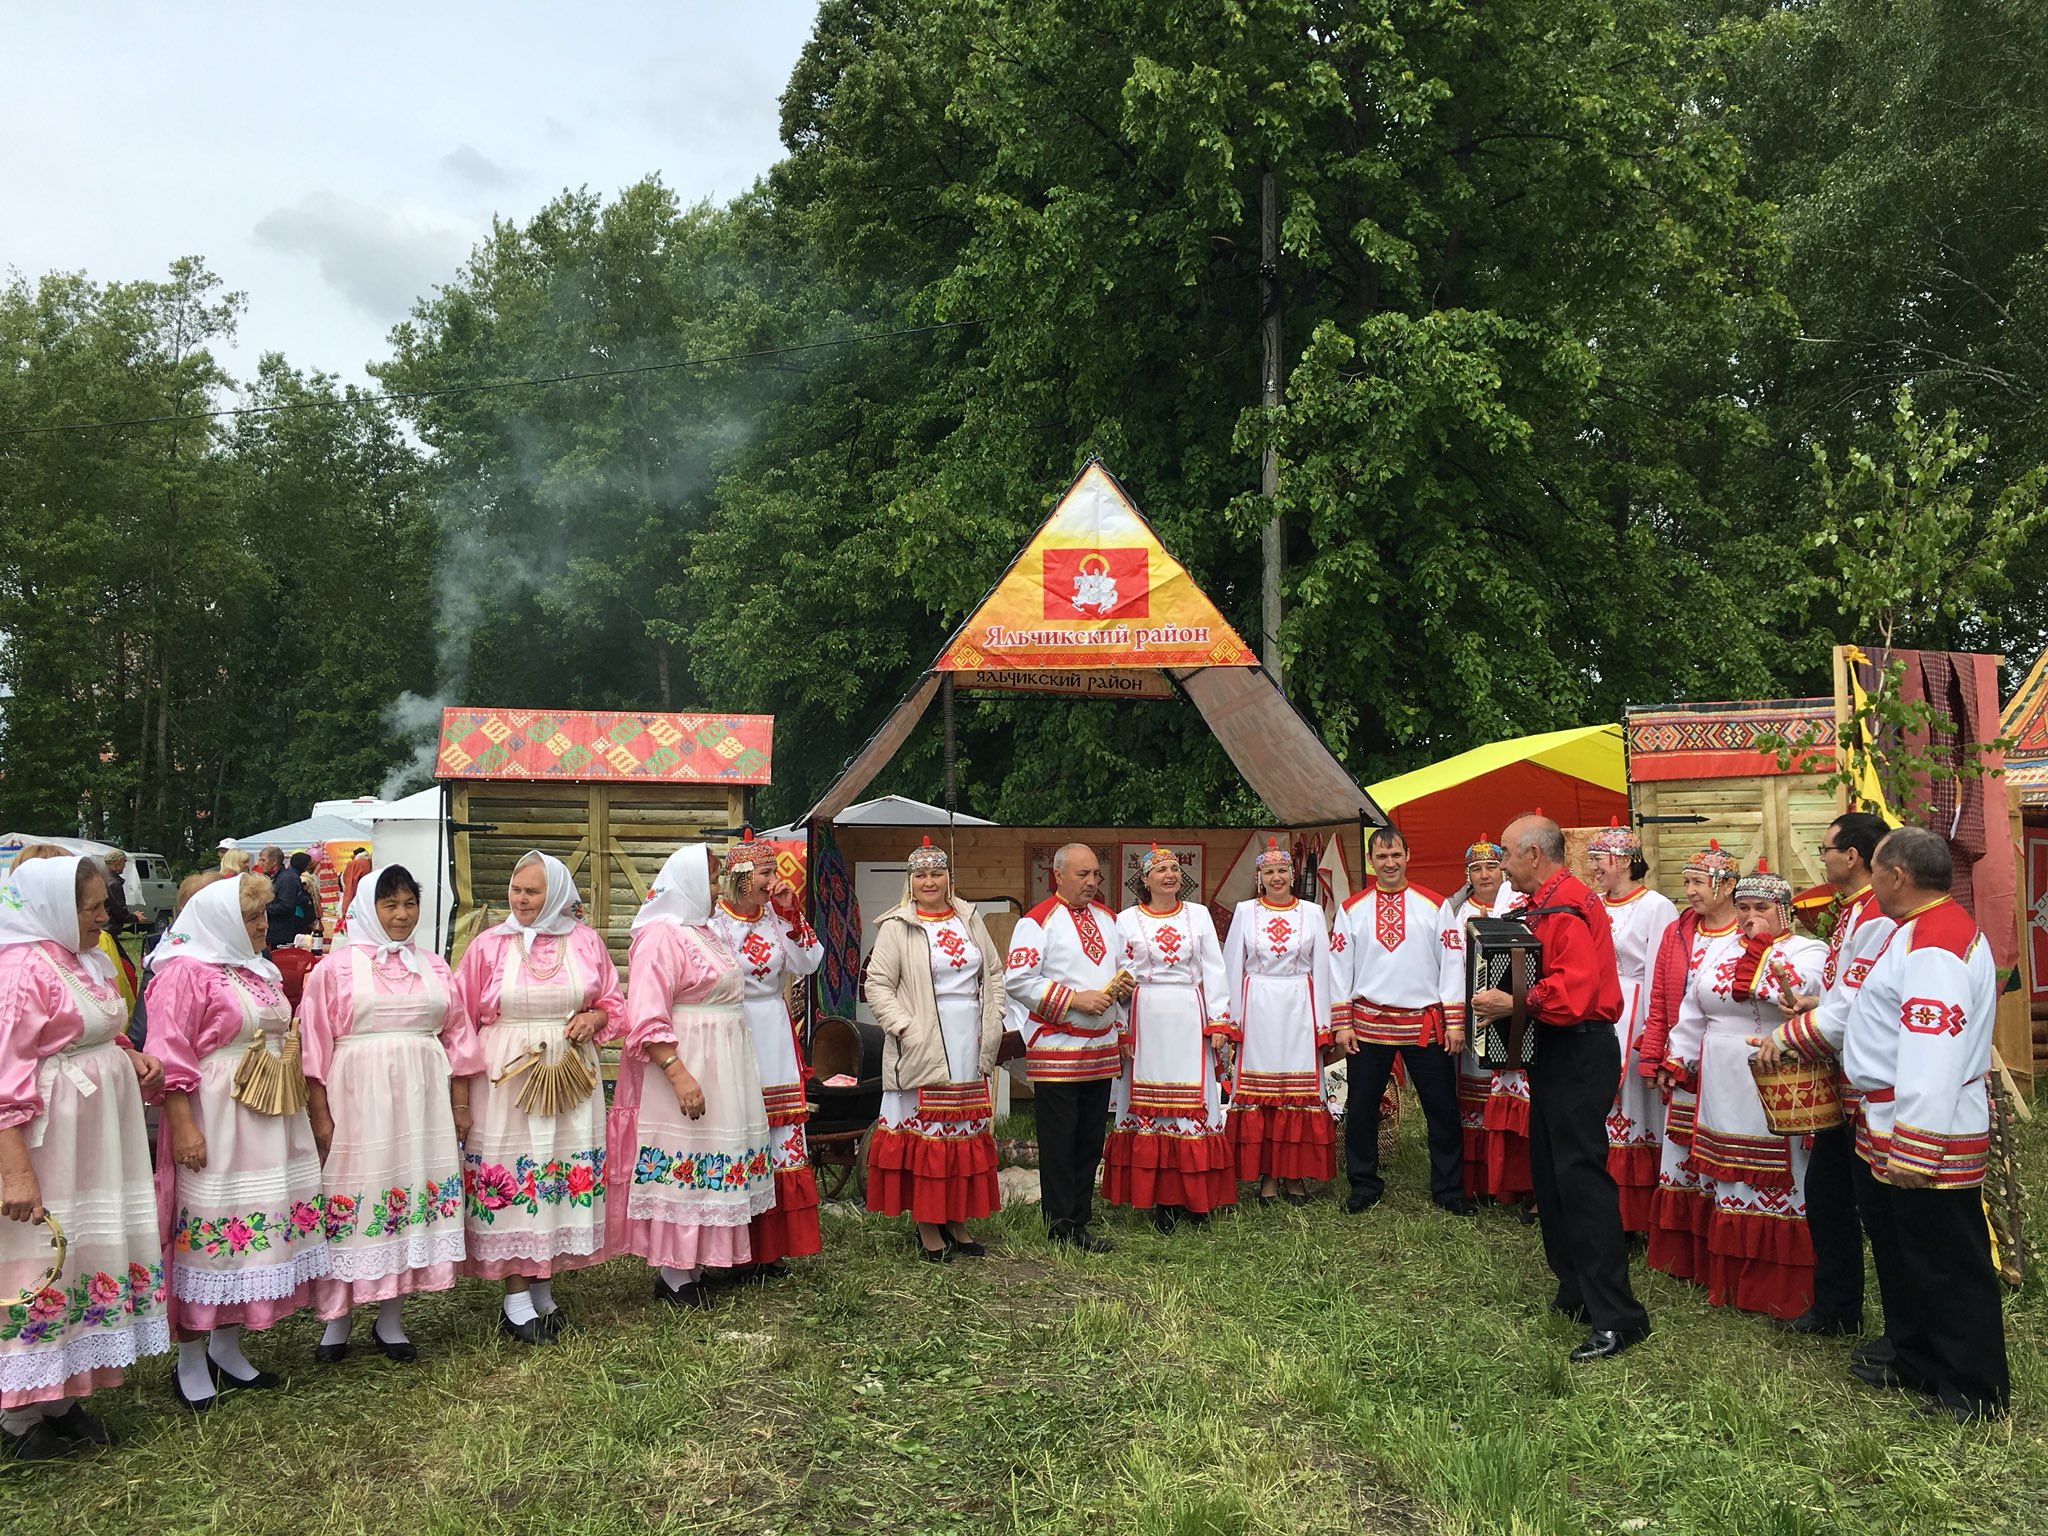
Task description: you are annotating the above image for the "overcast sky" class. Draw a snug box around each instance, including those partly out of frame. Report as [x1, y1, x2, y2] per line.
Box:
[3, 4, 820, 392]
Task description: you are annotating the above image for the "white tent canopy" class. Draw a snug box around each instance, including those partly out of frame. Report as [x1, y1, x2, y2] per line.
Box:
[763, 794, 996, 838]
[228, 814, 372, 853]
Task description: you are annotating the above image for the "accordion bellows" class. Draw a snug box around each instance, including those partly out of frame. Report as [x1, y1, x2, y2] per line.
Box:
[1465, 917, 1542, 1070]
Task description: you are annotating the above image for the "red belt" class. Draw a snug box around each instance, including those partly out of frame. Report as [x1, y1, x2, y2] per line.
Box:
[1861, 1087, 1895, 1103]
[1027, 1011, 1118, 1046]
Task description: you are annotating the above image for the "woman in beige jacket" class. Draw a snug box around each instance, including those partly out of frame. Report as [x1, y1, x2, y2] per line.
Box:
[863, 839, 1006, 1261]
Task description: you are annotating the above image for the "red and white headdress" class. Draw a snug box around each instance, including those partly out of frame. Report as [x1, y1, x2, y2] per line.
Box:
[906, 835, 950, 875]
[723, 828, 774, 878]
[1587, 816, 1641, 859]
[1254, 836, 1292, 871]
[1733, 856, 1792, 921]
[1141, 843, 1180, 875]
[1683, 838, 1739, 888]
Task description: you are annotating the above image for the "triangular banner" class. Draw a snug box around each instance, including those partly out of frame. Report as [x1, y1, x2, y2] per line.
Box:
[935, 461, 1257, 674]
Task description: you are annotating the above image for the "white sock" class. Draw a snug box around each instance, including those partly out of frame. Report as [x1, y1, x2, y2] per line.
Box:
[0, 1404, 45, 1434]
[658, 1265, 698, 1289]
[374, 1299, 407, 1344]
[503, 1290, 538, 1326]
[527, 1279, 556, 1315]
[176, 1340, 216, 1401]
[320, 1317, 352, 1347]
[207, 1325, 257, 1378]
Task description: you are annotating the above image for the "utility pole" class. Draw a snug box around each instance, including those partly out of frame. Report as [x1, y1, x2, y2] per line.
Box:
[1258, 167, 1286, 695]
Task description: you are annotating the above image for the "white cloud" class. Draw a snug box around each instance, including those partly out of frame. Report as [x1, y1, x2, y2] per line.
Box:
[252, 194, 475, 318]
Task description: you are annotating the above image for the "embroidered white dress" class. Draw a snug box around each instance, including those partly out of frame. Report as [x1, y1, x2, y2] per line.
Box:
[1103, 903, 1235, 1213]
[148, 961, 330, 1332]
[1603, 885, 1680, 1230]
[706, 900, 824, 1263]
[0, 943, 169, 1409]
[299, 947, 483, 1313]
[1220, 898, 1336, 1181]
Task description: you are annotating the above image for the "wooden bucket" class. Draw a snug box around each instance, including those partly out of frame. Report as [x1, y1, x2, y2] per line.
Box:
[1749, 1056, 1843, 1135]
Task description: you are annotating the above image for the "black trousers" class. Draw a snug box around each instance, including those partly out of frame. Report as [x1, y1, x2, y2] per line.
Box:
[1527, 1023, 1648, 1335]
[1803, 1122, 1869, 1327]
[1853, 1154, 2008, 1416]
[1034, 1077, 1112, 1234]
[1344, 1042, 1463, 1203]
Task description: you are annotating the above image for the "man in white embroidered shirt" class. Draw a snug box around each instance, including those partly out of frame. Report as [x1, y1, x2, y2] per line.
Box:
[1005, 843, 1124, 1253]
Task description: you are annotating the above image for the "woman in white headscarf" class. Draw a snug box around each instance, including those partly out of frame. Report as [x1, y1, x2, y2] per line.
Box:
[450, 850, 624, 1343]
[607, 844, 773, 1308]
[298, 865, 483, 1364]
[0, 855, 169, 1458]
[146, 873, 329, 1411]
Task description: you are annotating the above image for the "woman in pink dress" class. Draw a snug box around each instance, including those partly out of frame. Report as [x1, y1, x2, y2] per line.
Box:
[0, 855, 169, 1458]
[147, 874, 330, 1410]
[607, 844, 773, 1308]
[451, 851, 624, 1344]
[301, 867, 483, 1364]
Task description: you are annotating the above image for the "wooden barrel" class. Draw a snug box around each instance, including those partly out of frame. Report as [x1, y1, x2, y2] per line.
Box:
[1749, 1055, 1843, 1135]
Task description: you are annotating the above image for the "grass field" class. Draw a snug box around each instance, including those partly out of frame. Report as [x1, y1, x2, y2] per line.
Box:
[4, 1108, 2043, 1536]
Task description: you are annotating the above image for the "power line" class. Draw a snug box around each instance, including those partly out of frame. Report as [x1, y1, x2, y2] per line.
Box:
[0, 319, 983, 439]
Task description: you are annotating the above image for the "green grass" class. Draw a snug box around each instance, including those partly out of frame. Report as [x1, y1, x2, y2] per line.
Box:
[5, 1109, 2045, 1535]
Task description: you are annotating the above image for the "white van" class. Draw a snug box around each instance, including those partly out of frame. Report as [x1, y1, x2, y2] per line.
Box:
[0, 834, 177, 928]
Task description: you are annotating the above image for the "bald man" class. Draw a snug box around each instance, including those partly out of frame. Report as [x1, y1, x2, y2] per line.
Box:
[1005, 843, 1124, 1252]
[1472, 815, 1648, 1362]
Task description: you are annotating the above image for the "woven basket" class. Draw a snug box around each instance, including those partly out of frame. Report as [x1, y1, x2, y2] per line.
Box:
[1748, 1056, 1843, 1135]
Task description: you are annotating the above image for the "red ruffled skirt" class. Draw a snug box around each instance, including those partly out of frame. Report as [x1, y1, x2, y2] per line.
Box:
[1225, 1102, 1336, 1182]
[1103, 1126, 1238, 1212]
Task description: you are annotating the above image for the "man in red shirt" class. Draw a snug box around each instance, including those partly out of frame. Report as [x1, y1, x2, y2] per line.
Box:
[1473, 815, 1650, 1362]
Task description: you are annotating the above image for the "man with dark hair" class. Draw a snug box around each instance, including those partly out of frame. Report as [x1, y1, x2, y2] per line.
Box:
[266, 850, 314, 951]
[1332, 827, 1467, 1214]
[1760, 809, 1896, 1348]
[1473, 815, 1649, 1362]
[1830, 826, 2007, 1420]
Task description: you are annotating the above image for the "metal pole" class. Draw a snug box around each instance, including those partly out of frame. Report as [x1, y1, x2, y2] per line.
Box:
[942, 672, 957, 815]
[1258, 167, 1287, 695]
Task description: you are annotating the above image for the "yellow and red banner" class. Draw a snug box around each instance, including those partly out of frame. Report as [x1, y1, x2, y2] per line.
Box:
[935, 462, 1256, 675]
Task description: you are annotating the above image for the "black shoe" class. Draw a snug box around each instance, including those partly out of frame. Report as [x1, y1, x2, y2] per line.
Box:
[918, 1240, 953, 1264]
[207, 1357, 280, 1391]
[1570, 1325, 1649, 1363]
[1434, 1197, 1477, 1217]
[946, 1234, 988, 1257]
[1343, 1191, 1380, 1214]
[6, 1420, 83, 1461]
[745, 1261, 790, 1283]
[1549, 1300, 1591, 1327]
[1849, 1358, 1913, 1392]
[1775, 1309, 1860, 1337]
[539, 1308, 569, 1338]
[1917, 1394, 2004, 1424]
[314, 1341, 351, 1364]
[1518, 1203, 1540, 1226]
[1151, 1205, 1180, 1236]
[1851, 1336, 1896, 1368]
[1257, 1192, 1276, 1208]
[1053, 1226, 1114, 1254]
[653, 1273, 714, 1307]
[1183, 1207, 1210, 1226]
[170, 1371, 217, 1414]
[43, 1402, 110, 1447]
[499, 1313, 548, 1345]
[372, 1330, 418, 1363]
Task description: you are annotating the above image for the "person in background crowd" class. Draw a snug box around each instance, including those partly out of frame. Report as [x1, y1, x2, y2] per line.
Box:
[865, 838, 1008, 1258]
[1584, 821, 1678, 1235]
[0, 854, 168, 1458]
[1472, 815, 1648, 1363]
[1221, 840, 1337, 1206]
[256, 847, 283, 879]
[340, 847, 373, 920]
[1006, 844, 1125, 1251]
[265, 853, 312, 952]
[1332, 827, 1467, 1216]
[1436, 840, 1518, 1203]
[101, 852, 133, 937]
[219, 849, 252, 877]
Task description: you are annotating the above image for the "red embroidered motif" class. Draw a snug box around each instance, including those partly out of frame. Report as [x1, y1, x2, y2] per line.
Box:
[934, 925, 969, 969]
[738, 930, 776, 979]
[1441, 930, 1461, 951]
[1008, 946, 1040, 970]
[1711, 952, 1741, 998]
[1900, 996, 1966, 1036]
[1845, 957, 1874, 989]
[1263, 915, 1293, 956]
[1154, 925, 1184, 964]
[1329, 931, 1346, 954]
[1071, 907, 1106, 965]
[1375, 889, 1406, 950]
